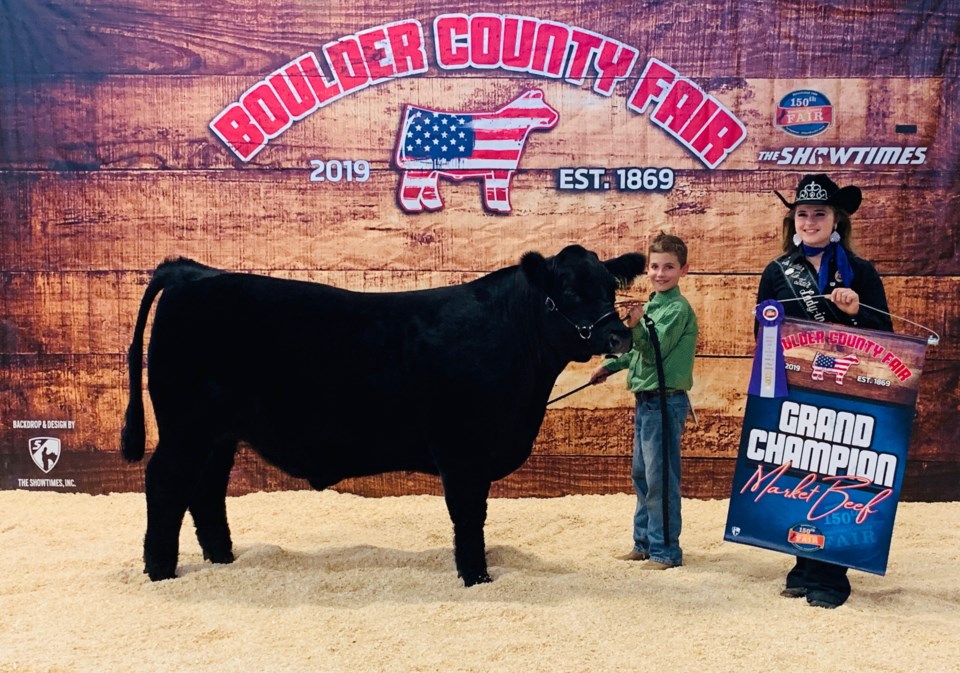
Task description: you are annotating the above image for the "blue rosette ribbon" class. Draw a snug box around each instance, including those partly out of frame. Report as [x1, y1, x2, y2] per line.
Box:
[748, 300, 788, 398]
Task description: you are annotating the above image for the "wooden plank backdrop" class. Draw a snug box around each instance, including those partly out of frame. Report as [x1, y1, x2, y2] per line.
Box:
[1, 0, 958, 501]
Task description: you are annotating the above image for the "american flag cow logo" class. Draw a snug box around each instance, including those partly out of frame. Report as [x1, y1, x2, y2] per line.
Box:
[811, 352, 860, 384]
[393, 89, 558, 213]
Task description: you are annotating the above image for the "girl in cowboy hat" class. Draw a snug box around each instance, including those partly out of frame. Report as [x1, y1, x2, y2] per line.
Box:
[755, 173, 893, 608]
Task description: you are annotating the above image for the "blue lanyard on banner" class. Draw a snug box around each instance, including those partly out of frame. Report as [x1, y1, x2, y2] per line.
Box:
[769, 296, 941, 346]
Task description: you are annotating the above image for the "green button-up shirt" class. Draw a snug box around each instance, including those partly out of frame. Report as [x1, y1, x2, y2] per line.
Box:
[602, 286, 698, 392]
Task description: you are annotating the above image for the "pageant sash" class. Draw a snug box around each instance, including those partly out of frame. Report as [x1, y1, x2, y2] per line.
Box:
[777, 256, 845, 324]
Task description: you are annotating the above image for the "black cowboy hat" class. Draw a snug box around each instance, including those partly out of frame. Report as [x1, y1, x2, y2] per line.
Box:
[774, 174, 862, 215]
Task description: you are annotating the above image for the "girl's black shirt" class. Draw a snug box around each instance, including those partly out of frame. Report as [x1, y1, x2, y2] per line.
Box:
[756, 248, 893, 333]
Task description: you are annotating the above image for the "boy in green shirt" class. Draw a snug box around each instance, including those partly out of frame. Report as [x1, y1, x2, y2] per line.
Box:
[590, 232, 698, 569]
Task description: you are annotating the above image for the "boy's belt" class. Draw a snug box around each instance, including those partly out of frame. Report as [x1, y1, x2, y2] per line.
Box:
[635, 389, 685, 402]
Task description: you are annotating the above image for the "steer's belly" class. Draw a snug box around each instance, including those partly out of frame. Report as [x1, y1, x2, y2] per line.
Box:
[244, 431, 438, 484]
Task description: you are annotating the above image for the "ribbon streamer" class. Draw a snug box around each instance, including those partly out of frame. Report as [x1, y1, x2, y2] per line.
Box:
[748, 300, 788, 398]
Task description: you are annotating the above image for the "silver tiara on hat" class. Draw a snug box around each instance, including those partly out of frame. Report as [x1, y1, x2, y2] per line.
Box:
[796, 182, 829, 202]
[774, 174, 863, 214]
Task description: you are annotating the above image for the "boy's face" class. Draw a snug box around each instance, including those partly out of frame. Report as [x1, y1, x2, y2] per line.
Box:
[647, 251, 688, 293]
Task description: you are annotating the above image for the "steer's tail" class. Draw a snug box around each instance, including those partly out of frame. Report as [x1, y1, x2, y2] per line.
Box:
[121, 258, 221, 462]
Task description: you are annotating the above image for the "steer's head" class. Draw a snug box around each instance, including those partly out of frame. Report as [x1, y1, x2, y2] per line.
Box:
[521, 245, 646, 362]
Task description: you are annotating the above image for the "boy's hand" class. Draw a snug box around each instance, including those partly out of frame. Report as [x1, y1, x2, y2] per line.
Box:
[828, 288, 860, 316]
[589, 366, 612, 385]
[619, 302, 643, 328]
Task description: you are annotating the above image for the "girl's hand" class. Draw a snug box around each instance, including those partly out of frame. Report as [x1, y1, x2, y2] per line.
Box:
[828, 287, 860, 316]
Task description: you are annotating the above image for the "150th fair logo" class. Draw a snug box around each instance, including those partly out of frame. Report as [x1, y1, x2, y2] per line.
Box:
[210, 13, 746, 213]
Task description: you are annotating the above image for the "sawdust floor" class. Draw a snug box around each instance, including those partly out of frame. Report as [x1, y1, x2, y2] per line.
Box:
[2, 490, 958, 673]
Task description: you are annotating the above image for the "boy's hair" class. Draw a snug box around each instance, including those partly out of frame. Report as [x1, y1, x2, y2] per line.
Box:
[648, 231, 688, 267]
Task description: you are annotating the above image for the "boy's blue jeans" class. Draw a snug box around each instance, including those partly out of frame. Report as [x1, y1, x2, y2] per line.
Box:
[631, 392, 690, 566]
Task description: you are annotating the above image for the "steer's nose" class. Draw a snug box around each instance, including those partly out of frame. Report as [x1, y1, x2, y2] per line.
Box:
[607, 330, 632, 355]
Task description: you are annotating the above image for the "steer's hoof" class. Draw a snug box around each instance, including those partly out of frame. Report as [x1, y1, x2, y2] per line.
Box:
[461, 571, 493, 587]
[203, 549, 235, 564]
[144, 563, 177, 582]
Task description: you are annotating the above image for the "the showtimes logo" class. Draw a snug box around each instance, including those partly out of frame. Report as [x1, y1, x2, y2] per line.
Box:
[17, 478, 76, 488]
[757, 146, 927, 165]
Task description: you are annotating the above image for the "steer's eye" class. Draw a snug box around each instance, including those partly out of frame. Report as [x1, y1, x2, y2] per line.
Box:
[561, 287, 581, 304]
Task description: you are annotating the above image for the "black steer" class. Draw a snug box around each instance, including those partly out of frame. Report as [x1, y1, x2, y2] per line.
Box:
[122, 245, 645, 585]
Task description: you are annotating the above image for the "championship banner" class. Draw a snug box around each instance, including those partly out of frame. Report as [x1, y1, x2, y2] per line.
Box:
[725, 307, 929, 574]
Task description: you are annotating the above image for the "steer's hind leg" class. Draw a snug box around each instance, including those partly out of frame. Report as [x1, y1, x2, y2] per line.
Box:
[188, 439, 238, 565]
[143, 441, 194, 581]
[440, 473, 492, 586]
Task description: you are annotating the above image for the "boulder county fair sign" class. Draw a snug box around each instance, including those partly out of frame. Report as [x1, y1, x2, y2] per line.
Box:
[210, 13, 747, 168]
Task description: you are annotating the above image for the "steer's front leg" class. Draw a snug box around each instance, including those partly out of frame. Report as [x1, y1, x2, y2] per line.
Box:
[440, 473, 493, 586]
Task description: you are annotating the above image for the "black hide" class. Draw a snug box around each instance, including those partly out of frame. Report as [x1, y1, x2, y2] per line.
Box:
[122, 245, 645, 586]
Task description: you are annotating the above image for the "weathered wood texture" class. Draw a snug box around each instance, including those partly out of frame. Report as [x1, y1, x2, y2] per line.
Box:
[1, 171, 958, 276]
[1, 77, 957, 171]
[2, 354, 957, 499]
[1, 0, 958, 499]
[2, 441, 958, 502]
[1, 0, 957, 77]
[1, 271, 957, 358]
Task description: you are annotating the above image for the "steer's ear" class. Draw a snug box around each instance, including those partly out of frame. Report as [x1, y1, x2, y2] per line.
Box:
[520, 251, 552, 292]
[604, 253, 647, 289]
